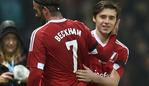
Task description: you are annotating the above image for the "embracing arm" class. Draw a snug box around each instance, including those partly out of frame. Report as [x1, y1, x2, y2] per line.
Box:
[76, 65, 120, 86]
[94, 70, 120, 86]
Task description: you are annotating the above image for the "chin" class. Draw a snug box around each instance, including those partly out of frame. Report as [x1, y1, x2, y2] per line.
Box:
[101, 31, 109, 34]
[7, 50, 15, 54]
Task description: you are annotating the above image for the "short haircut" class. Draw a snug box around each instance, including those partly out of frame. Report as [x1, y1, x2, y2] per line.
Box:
[93, 0, 121, 19]
[34, 0, 61, 15]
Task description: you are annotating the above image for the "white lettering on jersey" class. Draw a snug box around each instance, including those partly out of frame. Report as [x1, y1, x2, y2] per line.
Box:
[54, 28, 82, 42]
[66, 40, 78, 73]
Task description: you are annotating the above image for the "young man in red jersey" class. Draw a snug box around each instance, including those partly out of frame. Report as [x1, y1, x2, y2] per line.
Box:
[76, 0, 129, 86]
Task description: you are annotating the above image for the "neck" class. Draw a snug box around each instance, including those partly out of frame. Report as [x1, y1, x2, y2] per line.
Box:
[48, 16, 63, 21]
[95, 29, 110, 43]
[5, 53, 14, 59]
[46, 12, 63, 21]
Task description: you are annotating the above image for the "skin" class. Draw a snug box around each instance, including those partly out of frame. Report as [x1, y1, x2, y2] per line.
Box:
[76, 8, 120, 86]
[33, 1, 47, 24]
[93, 8, 118, 43]
[2, 33, 18, 56]
[33, 1, 63, 24]
[76, 65, 120, 86]
[0, 72, 13, 84]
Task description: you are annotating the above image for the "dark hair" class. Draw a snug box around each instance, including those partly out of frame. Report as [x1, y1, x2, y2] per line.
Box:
[34, 0, 61, 14]
[93, 0, 121, 19]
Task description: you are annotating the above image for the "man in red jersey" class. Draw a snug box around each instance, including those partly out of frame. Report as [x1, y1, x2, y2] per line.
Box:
[27, 0, 117, 86]
[76, 0, 129, 86]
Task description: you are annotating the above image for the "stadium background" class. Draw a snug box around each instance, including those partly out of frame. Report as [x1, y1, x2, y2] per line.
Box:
[0, 0, 149, 86]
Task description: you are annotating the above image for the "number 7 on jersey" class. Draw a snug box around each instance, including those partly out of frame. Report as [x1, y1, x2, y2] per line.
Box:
[65, 40, 78, 73]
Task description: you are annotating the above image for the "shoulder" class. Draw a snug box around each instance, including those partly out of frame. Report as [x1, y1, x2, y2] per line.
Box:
[115, 40, 129, 64]
[73, 20, 90, 29]
[115, 40, 129, 54]
[31, 22, 51, 38]
[29, 23, 51, 51]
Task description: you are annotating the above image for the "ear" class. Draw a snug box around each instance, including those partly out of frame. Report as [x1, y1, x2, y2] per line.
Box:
[92, 16, 96, 23]
[112, 19, 120, 35]
[42, 6, 49, 17]
[115, 19, 120, 29]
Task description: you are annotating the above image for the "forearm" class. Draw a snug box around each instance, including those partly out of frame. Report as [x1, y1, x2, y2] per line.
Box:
[91, 70, 120, 86]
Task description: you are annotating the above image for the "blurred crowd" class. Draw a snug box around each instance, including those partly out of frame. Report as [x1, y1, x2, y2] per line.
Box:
[0, 0, 149, 86]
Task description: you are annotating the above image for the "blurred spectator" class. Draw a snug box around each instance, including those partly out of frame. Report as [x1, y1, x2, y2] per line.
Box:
[0, 20, 29, 86]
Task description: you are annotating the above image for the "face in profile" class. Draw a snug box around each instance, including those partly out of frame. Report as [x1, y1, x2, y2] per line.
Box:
[33, 1, 47, 24]
[2, 33, 18, 54]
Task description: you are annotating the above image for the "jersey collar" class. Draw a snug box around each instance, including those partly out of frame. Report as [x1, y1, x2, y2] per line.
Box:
[48, 18, 67, 23]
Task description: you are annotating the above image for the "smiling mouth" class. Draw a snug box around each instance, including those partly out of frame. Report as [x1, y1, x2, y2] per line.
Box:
[102, 25, 110, 27]
[102, 27, 109, 30]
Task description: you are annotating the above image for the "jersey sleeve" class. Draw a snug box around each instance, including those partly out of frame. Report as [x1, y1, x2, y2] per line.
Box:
[27, 29, 46, 69]
[76, 22, 98, 52]
[27, 29, 46, 86]
[114, 47, 129, 77]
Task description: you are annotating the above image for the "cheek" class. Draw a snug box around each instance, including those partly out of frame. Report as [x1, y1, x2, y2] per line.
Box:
[111, 20, 117, 26]
[34, 9, 41, 17]
[111, 22, 116, 29]
[4, 40, 17, 47]
[96, 21, 103, 29]
[96, 20, 105, 28]
[4, 43, 18, 53]
[3, 41, 9, 47]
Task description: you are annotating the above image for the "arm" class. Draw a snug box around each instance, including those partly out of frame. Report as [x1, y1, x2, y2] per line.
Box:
[76, 65, 120, 86]
[95, 70, 120, 86]
[27, 68, 43, 86]
[27, 29, 46, 86]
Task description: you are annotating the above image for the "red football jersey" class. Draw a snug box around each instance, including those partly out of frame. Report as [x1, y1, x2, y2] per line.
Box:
[91, 30, 129, 76]
[86, 30, 129, 86]
[27, 19, 99, 86]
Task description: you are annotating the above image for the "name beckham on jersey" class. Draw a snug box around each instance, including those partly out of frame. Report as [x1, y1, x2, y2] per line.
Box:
[54, 28, 81, 42]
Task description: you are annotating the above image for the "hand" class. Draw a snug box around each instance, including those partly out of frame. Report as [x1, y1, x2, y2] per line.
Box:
[0, 72, 13, 83]
[102, 52, 118, 74]
[111, 19, 120, 35]
[76, 65, 98, 82]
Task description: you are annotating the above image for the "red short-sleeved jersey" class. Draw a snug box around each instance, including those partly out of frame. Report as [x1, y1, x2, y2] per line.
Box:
[91, 30, 129, 76]
[87, 30, 129, 86]
[27, 19, 99, 86]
